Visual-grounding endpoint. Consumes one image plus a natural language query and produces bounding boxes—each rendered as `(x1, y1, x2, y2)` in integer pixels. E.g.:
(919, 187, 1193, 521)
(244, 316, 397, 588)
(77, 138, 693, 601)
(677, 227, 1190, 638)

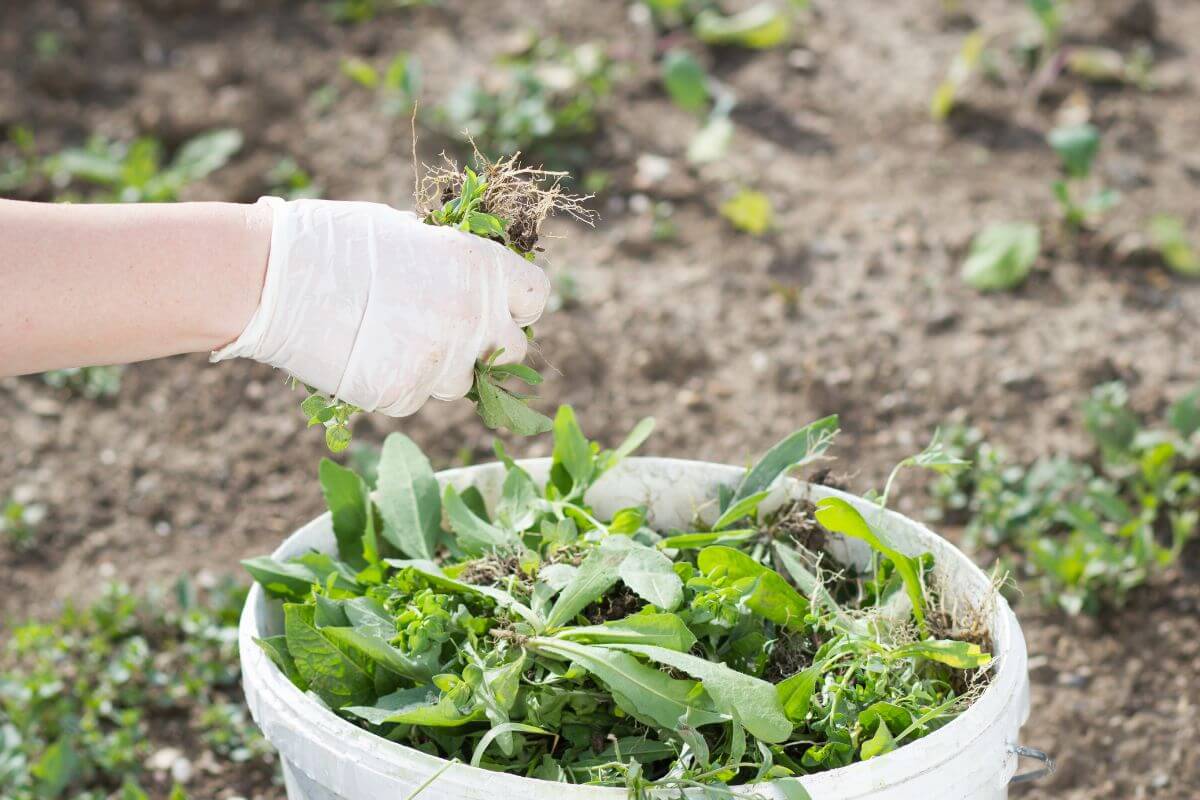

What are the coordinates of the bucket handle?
(1009, 744, 1056, 784)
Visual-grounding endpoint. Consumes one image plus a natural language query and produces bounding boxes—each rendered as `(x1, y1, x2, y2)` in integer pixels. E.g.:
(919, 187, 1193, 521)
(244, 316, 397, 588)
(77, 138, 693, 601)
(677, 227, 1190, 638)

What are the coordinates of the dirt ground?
(2, 0, 1199, 797)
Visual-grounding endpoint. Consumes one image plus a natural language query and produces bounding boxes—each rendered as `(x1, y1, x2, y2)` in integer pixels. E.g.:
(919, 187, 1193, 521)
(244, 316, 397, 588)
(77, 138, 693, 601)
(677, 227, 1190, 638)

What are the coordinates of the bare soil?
(2, 0, 1199, 797)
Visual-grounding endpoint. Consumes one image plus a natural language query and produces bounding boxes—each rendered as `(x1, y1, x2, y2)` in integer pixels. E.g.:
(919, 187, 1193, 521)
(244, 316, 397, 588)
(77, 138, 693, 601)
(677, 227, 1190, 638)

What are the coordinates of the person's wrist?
(210, 199, 274, 352)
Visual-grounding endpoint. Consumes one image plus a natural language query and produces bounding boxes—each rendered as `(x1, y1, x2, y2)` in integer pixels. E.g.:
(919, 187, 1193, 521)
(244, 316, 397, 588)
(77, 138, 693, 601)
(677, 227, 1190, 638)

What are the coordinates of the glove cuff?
(210, 196, 289, 364)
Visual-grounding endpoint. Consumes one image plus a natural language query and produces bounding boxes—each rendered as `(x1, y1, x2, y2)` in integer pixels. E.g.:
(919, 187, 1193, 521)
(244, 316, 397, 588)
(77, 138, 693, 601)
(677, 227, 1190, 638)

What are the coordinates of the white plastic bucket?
(239, 457, 1037, 800)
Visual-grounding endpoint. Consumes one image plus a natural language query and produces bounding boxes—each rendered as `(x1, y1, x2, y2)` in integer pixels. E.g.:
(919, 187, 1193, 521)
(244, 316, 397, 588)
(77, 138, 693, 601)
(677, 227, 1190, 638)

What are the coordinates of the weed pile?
(245, 410, 994, 795)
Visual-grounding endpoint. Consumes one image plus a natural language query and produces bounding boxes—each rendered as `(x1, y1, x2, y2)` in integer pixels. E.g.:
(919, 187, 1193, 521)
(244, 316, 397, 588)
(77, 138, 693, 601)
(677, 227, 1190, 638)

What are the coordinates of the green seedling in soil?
(961, 222, 1041, 292)
(658, 47, 739, 167)
(340, 52, 421, 117)
(929, 382, 1200, 615)
(300, 152, 592, 451)
(931, 31, 987, 121)
(721, 189, 773, 236)
(1, 499, 45, 551)
(266, 157, 323, 200)
(45, 129, 243, 203)
(246, 408, 993, 791)
(0, 580, 273, 799)
(641, 1, 795, 50)
(438, 40, 615, 169)
(1147, 215, 1200, 278)
(1047, 123, 1119, 230)
(41, 365, 124, 399)
(1026, 0, 1064, 52)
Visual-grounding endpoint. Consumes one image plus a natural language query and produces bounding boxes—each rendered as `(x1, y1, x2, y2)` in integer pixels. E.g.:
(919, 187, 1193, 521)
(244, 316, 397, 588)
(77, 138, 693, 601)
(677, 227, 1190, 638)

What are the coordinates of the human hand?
(212, 197, 550, 416)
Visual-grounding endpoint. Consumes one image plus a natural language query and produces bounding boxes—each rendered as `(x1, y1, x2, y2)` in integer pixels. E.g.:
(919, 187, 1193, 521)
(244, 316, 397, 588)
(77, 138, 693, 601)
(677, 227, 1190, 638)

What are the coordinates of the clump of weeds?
(300, 149, 592, 451)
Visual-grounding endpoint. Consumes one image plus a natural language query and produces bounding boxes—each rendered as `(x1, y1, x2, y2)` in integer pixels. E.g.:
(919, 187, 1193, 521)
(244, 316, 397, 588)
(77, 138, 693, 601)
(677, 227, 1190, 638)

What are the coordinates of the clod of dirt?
(766, 499, 827, 551)
(583, 584, 643, 624)
(459, 554, 527, 588)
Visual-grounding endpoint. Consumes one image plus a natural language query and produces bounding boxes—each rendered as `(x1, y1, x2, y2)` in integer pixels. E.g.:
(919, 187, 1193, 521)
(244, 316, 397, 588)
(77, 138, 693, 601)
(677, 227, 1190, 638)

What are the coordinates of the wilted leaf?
(961, 222, 1040, 292)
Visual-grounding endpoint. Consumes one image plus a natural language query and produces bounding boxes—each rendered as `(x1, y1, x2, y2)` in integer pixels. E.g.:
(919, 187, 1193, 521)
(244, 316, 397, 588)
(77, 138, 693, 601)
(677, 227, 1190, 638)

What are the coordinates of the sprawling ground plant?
(300, 153, 591, 451)
(41, 365, 124, 399)
(0, 581, 273, 799)
(930, 382, 1200, 615)
(246, 409, 992, 795)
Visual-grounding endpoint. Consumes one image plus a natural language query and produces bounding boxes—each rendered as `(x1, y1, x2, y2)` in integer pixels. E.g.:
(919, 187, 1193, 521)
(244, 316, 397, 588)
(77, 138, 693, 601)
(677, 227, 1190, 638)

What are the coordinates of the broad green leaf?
(322, 625, 438, 682)
(443, 484, 521, 555)
(463, 649, 526, 755)
(569, 737, 678, 768)
(605, 643, 792, 743)
(284, 603, 373, 709)
(698, 545, 809, 630)
(734, 415, 839, 502)
(496, 465, 540, 531)
(553, 405, 594, 494)
(662, 49, 709, 113)
(341, 57, 379, 88)
(961, 222, 1040, 292)
(255, 635, 306, 689)
(376, 433, 441, 559)
(386, 560, 544, 630)
(554, 613, 697, 651)
(617, 544, 683, 610)
(319, 458, 371, 563)
(860, 719, 896, 760)
(694, 3, 791, 49)
(721, 189, 773, 235)
(471, 723, 553, 768)
(32, 738, 81, 798)
(609, 505, 647, 535)
(776, 665, 820, 722)
(545, 538, 628, 628)
(893, 639, 991, 669)
(814, 498, 928, 636)
(712, 489, 770, 531)
(1048, 123, 1099, 178)
(597, 416, 656, 474)
(475, 371, 553, 436)
(526, 638, 724, 731)
(241, 556, 319, 601)
(344, 686, 484, 727)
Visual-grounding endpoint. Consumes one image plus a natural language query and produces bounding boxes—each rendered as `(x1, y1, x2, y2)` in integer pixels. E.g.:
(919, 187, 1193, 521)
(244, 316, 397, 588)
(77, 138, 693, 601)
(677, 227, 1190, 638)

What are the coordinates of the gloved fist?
(212, 197, 550, 416)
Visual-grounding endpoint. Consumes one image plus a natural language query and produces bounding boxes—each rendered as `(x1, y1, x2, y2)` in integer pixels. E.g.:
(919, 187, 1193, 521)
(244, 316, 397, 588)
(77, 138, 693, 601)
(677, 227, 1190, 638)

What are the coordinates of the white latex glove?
(212, 197, 550, 416)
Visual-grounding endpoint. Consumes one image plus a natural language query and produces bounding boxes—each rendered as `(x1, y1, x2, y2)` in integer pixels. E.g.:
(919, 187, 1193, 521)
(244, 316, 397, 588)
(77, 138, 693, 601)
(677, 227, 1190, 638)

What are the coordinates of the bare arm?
(0, 199, 271, 376)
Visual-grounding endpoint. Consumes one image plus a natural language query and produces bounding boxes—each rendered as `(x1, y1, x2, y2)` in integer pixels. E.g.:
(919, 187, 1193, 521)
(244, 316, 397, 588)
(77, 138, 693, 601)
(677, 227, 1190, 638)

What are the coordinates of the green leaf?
(659, 529, 758, 550)
(1048, 123, 1100, 178)
(545, 538, 628, 628)
(326, 424, 352, 453)
(468, 211, 509, 239)
(526, 638, 725, 731)
(1168, 385, 1200, 438)
(255, 635, 307, 689)
(609, 505, 647, 535)
(598, 416, 656, 473)
(496, 465, 540, 531)
(720, 189, 773, 235)
(1148, 215, 1200, 277)
(860, 719, 896, 760)
(475, 370, 554, 436)
(443, 484, 522, 555)
(376, 433, 441, 560)
(167, 129, 243, 183)
(661, 49, 709, 114)
(241, 556, 319, 601)
(284, 603, 373, 709)
(321, 625, 438, 682)
(813, 498, 928, 636)
(893, 639, 991, 669)
(341, 57, 380, 88)
(712, 489, 770, 531)
(694, 3, 791, 49)
(553, 405, 594, 494)
(605, 643, 792, 743)
(344, 686, 485, 727)
(776, 665, 820, 722)
(32, 738, 81, 798)
(617, 544, 684, 610)
(961, 222, 1040, 292)
(319, 458, 371, 563)
(697, 546, 809, 631)
(553, 612, 697, 651)
(471, 723, 553, 768)
(733, 415, 839, 502)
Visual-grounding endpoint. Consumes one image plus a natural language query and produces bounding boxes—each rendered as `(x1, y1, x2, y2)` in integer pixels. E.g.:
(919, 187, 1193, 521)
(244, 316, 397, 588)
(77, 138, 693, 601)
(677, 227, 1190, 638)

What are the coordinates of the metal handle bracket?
(1009, 744, 1056, 784)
